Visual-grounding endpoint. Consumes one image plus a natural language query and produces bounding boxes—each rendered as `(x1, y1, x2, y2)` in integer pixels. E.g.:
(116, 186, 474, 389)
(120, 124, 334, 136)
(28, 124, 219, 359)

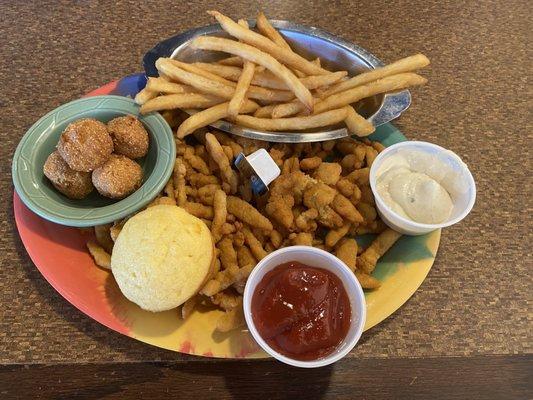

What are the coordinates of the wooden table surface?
(1, 1, 531, 398)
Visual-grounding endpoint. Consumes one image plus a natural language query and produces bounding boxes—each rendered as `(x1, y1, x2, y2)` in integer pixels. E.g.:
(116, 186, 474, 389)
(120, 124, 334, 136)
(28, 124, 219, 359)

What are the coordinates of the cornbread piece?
(92, 154, 142, 199)
(43, 151, 93, 199)
(107, 115, 149, 159)
(111, 205, 214, 311)
(57, 118, 113, 172)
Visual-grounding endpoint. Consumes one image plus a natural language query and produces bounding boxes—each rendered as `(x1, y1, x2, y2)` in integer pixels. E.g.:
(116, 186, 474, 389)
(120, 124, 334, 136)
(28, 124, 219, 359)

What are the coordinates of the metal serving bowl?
(143, 20, 411, 143)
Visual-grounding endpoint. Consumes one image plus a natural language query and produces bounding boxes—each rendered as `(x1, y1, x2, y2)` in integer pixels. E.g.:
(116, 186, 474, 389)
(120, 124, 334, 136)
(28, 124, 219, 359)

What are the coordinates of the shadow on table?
(164, 361, 333, 400)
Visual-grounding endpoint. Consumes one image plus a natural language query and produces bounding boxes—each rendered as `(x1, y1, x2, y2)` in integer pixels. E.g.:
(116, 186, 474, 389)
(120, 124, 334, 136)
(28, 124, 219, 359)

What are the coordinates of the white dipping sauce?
(376, 149, 458, 224)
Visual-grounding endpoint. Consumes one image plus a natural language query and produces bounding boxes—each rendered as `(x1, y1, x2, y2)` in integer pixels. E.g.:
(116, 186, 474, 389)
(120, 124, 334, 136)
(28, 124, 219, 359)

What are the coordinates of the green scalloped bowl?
(12, 95, 175, 227)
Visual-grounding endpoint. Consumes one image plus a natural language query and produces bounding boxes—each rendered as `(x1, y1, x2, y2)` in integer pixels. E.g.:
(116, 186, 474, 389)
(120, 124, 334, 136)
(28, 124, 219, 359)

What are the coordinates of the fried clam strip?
(314, 73, 428, 114)
(216, 300, 245, 332)
(242, 227, 268, 260)
(226, 196, 273, 231)
(208, 11, 329, 76)
(335, 238, 358, 271)
(194, 63, 346, 91)
(177, 100, 259, 138)
(191, 36, 314, 111)
(358, 228, 402, 274)
(355, 271, 381, 290)
(87, 240, 111, 270)
(205, 132, 239, 193)
(320, 54, 430, 98)
(211, 291, 241, 311)
(211, 189, 227, 243)
(140, 93, 223, 114)
(234, 108, 348, 131)
(201, 264, 253, 296)
(180, 296, 198, 319)
(217, 236, 238, 270)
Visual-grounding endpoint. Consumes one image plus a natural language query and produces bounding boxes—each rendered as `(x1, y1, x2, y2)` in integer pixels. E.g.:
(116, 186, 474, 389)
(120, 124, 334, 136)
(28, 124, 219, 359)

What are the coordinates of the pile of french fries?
(136, 11, 430, 137)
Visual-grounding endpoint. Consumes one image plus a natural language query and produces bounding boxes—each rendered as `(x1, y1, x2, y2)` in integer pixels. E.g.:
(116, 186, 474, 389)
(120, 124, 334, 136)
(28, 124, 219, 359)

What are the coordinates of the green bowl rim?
(12, 95, 176, 227)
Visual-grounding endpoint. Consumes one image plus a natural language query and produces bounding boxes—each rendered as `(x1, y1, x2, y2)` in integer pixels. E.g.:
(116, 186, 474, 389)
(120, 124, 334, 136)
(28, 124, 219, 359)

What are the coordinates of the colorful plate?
(14, 74, 440, 358)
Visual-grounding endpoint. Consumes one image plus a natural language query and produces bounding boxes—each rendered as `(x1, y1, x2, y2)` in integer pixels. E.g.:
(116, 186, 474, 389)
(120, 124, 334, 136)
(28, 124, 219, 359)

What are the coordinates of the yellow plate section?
(105, 229, 440, 358)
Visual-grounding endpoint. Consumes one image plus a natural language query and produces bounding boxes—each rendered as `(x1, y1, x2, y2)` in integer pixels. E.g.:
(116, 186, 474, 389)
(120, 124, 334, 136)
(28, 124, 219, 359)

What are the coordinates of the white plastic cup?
(369, 141, 476, 235)
(243, 246, 366, 368)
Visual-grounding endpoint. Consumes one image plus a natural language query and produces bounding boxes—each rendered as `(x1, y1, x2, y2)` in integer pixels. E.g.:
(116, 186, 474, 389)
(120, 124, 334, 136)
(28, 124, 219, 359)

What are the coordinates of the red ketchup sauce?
(251, 261, 351, 361)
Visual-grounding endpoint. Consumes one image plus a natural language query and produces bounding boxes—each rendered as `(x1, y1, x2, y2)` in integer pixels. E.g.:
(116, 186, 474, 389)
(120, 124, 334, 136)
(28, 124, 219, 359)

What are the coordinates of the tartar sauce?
(376, 149, 457, 224)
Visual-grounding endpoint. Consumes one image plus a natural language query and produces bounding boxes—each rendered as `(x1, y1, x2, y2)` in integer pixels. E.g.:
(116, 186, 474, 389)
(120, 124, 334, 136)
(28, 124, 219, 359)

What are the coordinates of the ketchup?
(251, 261, 351, 361)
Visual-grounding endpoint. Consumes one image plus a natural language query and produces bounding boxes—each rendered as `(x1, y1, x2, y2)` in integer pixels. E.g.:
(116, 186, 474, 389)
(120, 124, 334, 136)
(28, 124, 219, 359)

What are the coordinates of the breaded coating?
(314, 162, 342, 185)
(289, 232, 313, 246)
(227, 196, 273, 231)
(242, 227, 268, 260)
(92, 155, 142, 199)
(295, 208, 319, 232)
(211, 189, 227, 243)
(325, 222, 352, 248)
(183, 202, 214, 219)
(335, 238, 357, 271)
(355, 271, 381, 289)
(107, 115, 149, 159)
(205, 132, 238, 193)
(332, 194, 364, 224)
(57, 118, 113, 172)
(359, 228, 402, 273)
(217, 236, 238, 270)
(299, 156, 322, 170)
(43, 151, 93, 199)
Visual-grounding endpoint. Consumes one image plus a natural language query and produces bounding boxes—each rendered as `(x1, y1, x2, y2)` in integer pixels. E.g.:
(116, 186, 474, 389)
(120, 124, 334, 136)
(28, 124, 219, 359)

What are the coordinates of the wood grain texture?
(0, 355, 531, 400)
(0, 0, 531, 369)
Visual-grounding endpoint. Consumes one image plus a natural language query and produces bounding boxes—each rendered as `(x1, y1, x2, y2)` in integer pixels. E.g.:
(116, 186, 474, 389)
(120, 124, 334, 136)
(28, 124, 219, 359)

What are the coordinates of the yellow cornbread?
(111, 205, 214, 312)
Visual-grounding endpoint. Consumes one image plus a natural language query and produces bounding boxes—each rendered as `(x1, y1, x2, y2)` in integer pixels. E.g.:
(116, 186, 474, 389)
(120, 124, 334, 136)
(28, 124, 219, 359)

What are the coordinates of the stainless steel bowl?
(143, 20, 410, 143)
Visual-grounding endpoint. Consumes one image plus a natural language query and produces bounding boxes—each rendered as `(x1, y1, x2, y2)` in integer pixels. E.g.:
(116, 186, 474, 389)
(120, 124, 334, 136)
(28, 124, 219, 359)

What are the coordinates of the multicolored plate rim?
(13, 73, 440, 358)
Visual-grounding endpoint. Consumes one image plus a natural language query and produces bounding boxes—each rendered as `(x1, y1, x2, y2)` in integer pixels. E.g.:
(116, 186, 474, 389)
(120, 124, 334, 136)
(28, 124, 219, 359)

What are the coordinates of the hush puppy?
(107, 115, 149, 159)
(57, 118, 113, 172)
(43, 151, 93, 199)
(92, 154, 143, 199)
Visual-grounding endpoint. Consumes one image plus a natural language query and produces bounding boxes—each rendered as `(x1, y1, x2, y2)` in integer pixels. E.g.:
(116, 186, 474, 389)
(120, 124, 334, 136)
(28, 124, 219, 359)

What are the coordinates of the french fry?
(169, 59, 236, 85)
(234, 107, 348, 131)
(140, 93, 224, 114)
(157, 58, 293, 104)
(358, 228, 402, 273)
(207, 11, 328, 76)
(320, 54, 430, 98)
(253, 104, 276, 118)
(156, 58, 235, 99)
(194, 62, 345, 91)
(314, 73, 428, 114)
(256, 11, 292, 50)
(191, 36, 313, 111)
(271, 100, 306, 119)
(344, 105, 375, 136)
(218, 55, 243, 66)
(134, 88, 157, 105)
(227, 19, 256, 119)
(145, 77, 194, 94)
(177, 100, 259, 138)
